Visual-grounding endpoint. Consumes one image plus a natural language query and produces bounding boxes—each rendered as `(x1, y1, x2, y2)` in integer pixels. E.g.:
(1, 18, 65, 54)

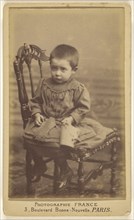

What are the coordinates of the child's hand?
(34, 113, 44, 126)
(62, 116, 74, 126)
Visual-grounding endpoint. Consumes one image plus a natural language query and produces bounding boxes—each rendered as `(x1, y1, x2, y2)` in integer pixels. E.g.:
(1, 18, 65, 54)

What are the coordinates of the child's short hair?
(50, 44, 79, 70)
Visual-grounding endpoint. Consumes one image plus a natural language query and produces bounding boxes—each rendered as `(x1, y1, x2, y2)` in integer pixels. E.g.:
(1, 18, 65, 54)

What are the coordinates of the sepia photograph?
(3, 2, 131, 217)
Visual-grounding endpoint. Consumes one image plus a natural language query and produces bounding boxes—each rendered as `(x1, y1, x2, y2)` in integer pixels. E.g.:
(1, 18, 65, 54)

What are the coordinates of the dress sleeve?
(29, 78, 44, 116)
(70, 84, 91, 124)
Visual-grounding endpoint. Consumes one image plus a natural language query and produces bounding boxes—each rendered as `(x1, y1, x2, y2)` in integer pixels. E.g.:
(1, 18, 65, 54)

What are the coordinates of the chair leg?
(110, 142, 117, 196)
(78, 160, 85, 195)
(53, 160, 60, 194)
(25, 149, 35, 195)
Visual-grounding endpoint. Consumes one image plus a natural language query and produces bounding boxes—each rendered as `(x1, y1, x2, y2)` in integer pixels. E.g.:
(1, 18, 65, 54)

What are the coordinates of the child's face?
(50, 58, 75, 84)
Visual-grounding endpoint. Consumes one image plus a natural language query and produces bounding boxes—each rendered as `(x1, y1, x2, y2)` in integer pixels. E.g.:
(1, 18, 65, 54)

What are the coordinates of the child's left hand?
(62, 116, 74, 125)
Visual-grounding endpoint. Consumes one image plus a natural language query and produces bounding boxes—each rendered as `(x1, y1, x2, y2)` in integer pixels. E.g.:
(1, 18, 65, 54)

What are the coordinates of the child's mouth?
(55, 77, 62, 81)
(53, 77, 63, 83)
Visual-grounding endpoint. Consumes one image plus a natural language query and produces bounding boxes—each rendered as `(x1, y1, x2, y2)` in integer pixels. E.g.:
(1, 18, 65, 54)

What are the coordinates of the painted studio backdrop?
(9, 7, 125, 198)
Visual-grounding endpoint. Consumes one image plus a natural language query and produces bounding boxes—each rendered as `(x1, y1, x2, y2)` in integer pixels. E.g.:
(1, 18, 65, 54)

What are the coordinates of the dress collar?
(43, 76, 80, 92)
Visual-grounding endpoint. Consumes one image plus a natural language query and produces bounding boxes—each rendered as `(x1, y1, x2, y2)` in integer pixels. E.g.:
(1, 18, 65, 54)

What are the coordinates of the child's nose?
(55, 69, 61, 76)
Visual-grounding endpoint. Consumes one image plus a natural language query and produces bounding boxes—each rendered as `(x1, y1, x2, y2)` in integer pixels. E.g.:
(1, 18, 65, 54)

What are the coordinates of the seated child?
(24, 44, 112, 190)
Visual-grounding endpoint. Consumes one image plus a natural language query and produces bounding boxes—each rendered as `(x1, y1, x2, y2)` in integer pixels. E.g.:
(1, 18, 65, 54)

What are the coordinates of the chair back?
(13, 43, 49, 128)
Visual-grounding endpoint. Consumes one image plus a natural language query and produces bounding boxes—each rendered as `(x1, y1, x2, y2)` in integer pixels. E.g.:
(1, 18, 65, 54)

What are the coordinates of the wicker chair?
(13, 43, 120, 196)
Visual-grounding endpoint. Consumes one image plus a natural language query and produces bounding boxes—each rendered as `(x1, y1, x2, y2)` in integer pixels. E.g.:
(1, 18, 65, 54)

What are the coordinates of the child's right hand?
(34, 113, 44, 126)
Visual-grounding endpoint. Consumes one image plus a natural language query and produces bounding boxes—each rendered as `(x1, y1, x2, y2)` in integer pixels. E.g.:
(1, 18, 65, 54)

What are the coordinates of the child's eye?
(51, 66, 58, 71)
(50, 65, 67, 72)
(60, 67, 66, 72)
